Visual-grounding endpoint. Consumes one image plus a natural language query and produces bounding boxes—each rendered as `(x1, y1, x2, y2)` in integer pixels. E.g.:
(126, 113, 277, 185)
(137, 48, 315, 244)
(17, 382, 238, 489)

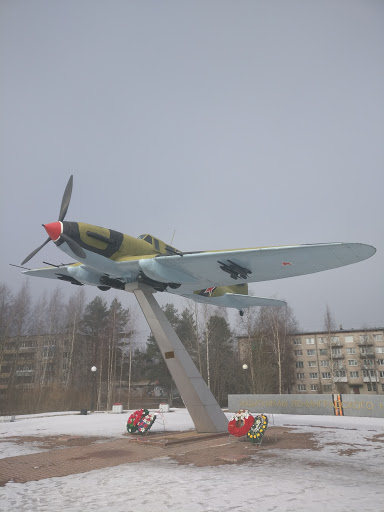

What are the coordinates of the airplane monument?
(19, 176, 376, 432)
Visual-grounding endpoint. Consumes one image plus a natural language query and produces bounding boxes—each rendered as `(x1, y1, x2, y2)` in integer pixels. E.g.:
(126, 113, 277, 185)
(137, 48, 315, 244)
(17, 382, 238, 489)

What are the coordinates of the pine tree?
(203, 313, 235, 406)
(81, 296, 109, 409)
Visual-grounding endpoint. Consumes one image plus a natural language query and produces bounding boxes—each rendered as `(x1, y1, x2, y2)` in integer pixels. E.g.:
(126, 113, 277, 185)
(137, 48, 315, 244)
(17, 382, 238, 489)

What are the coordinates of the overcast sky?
(1, 0, 383, 333)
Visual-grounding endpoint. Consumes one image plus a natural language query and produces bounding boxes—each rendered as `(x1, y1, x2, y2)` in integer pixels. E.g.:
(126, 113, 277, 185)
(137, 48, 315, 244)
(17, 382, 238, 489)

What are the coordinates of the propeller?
(21, 175, 85, 265)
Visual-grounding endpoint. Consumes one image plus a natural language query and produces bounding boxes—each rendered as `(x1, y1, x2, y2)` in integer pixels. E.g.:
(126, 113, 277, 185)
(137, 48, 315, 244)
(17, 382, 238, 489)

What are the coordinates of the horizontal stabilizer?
(183, 293, 286, 310)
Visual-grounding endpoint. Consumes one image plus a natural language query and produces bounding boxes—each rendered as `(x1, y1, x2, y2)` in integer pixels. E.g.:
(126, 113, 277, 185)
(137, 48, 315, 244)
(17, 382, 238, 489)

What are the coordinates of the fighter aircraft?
(20, 176, 376, 314)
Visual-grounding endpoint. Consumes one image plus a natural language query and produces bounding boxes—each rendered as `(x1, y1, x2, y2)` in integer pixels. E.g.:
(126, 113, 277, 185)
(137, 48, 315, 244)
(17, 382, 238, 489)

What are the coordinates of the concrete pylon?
(129, 284, 228, 433)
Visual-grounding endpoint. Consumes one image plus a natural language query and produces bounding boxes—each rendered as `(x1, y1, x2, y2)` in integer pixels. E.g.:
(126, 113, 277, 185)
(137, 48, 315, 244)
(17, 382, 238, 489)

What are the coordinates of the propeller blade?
(61, 233, 86, 259)
(58, 175, 73, 222)
(21, 237, 51, 266)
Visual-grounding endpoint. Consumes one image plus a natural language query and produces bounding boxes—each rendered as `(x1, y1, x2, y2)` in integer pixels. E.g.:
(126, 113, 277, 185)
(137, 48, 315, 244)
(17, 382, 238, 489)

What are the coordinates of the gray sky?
(1, 0, 383, 332)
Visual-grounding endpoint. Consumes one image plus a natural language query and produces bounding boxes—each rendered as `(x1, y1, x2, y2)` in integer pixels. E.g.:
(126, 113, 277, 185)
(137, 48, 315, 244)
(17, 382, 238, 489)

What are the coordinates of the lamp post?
(242, 364, 248, 394)
(91, 366, 97, 412)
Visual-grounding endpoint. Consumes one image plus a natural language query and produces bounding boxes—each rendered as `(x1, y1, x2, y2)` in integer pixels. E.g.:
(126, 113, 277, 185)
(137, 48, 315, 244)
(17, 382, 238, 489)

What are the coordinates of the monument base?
(127, 283, 228, 433)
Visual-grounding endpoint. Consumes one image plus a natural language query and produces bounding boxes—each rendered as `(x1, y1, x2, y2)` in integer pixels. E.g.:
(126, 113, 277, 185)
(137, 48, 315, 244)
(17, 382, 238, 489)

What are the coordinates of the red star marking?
(204, 287, 216, 296)
(282, 262, 293, 266)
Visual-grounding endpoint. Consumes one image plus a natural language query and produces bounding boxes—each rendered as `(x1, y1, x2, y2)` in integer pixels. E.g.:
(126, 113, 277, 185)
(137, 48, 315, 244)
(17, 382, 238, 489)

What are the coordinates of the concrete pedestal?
(129, 284, 228, 433)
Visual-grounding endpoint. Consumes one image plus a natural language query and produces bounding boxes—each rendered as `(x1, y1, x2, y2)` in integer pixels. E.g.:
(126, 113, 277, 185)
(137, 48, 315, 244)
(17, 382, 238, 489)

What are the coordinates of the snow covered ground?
(1, 409, 383, 512)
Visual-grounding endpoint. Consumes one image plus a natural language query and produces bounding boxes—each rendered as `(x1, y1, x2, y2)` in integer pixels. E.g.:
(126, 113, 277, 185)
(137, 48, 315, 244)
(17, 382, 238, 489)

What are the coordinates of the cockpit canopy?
(138, 234, 181, 255)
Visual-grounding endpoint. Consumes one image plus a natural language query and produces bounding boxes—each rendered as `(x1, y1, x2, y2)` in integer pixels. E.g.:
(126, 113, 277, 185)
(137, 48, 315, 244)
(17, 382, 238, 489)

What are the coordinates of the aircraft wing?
(22, 263, 104, 286)
(22, 243, 375, 293)
(151, 242, 376, 287)
(182, 293, 287, 309)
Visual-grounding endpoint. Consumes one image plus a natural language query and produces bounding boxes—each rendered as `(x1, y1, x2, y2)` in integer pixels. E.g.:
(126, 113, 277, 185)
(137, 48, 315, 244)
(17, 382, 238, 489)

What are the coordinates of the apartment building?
(0, 333, 91, 397)
(237, 328, 384, 395)
(291, 328, 384, 395)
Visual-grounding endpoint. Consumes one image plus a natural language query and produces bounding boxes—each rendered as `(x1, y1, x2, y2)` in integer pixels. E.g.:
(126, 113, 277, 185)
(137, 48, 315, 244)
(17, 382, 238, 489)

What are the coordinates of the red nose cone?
(44, 221, 63, 241)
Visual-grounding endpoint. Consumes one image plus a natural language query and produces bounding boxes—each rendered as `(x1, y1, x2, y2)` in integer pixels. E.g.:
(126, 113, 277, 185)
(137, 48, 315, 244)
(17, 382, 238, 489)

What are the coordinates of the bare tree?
(257, 305, 297, 394)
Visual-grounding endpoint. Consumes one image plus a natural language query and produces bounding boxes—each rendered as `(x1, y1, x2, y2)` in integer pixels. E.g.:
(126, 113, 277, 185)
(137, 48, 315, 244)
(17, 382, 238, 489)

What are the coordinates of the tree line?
(0, 282, 298, 414)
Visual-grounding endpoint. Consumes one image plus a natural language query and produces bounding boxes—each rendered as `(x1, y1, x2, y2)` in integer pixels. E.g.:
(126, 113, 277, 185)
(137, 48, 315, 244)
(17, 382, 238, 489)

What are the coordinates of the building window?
(363, 370, 377, 378)
(296, 361, 304, 368)
(293, 338, 302, 345)
(350, 371, 359, 378)
(308, 361, 317, 367)
(297, 373, 305, 379)
(319, 349, 328, 356)
(309, 372, 318, 379)
(374, 334, 383, 341)
(331, 336, 339, 344)
(346, 347, 356, 354)
(378, 359, 384, 366)
(323, 384, 332, 392)
(311, 384, 318, 391)
(318, 337, 327, 344)
(375, 347, 384, 354)
(379, 371, 384, 378)
(344, 335, 354, 343)
(294, 350, 303, 356)
(298, 384, 306, 391)
(21, 340, 37, 348)
(322, 372, 331, 379)
(332, 348, 342, 356)
(367, 383, 377, 392)
(363, 359, 374, 366)
(306, 338, 315, 345)
(307, 349, 316, 356)
(348, 359, 358, 366)
(320, 360, 329, 367)
(334, 370, 346, 378)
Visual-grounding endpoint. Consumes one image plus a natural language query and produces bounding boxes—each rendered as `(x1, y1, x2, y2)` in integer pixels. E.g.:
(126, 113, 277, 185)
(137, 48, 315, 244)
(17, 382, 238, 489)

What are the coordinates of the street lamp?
(242, 364, 248, 394)
(91, 366, 97, 412)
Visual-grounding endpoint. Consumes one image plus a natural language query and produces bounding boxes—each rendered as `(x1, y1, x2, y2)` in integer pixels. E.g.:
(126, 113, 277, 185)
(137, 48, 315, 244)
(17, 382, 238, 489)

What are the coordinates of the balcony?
(17, 358, 36, 365)
(360, 353, 375, 359)
(15, 370, 35, 377)
(330, 341, 343, 347)
(358, 340, 373, 346)
(20, 346, 37, 353)
(363, 376, 378, 383)
(331, 353, 345, 359)
(333, 377, 348, 382)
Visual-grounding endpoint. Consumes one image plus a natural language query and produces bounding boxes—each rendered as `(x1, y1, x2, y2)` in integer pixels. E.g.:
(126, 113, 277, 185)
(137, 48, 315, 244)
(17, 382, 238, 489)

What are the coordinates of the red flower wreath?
(228, 409, 254, 437)
(127, 408, 149, 433)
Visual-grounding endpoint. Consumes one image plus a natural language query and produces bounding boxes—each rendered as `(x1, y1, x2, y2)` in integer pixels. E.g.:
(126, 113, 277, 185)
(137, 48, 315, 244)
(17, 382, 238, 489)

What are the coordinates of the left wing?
(142, 242, 375, 288)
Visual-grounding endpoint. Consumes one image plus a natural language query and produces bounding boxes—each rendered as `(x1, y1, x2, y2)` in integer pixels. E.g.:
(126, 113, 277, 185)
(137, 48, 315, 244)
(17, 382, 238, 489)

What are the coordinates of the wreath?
(228, 409, 254, 437)
(127, 408, 147, 433)
(137, 412, 157, 434)
(127, 409, 157, 434)
(247, 414, 268, 444)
